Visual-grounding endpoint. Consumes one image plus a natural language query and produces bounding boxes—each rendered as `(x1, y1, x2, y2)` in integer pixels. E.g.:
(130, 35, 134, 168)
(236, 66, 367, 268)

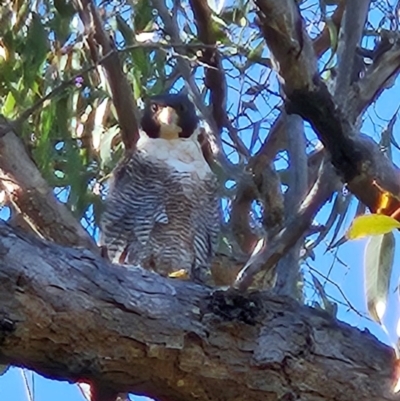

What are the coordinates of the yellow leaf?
(346, 214, 400, 240)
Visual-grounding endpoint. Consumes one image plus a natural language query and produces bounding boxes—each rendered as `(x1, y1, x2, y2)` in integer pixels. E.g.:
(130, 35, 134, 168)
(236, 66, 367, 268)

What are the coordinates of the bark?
(189, 0, 227, 133)
(72, 0, 140, 150)
(255, 0, 400, 218)
(0, 118, 97, 252)
(0, 222, 398, 401)
(275, 114, 307, 298)
(334, 0, 372, 106)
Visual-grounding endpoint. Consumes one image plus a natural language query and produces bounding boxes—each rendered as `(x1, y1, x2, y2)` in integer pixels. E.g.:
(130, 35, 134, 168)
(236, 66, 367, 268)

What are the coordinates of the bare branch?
(72, 0, 140, 150)
(275, 114, 308, 297)
(152, 0, 249, 160)
(352, 31, 400, 117)
(0, 118, 97, 252)
(151, 0, 212, 123)
(229, 2, 347, 268)
(334, 0, 372, 104)
(255, 0, 400, 221)
(189, 0, 227, 133)
(0, 222, 398, 401)
(235, 161, 335, 290)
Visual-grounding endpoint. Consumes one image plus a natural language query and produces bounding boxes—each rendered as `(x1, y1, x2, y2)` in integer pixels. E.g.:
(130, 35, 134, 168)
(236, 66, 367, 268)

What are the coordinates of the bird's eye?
(178, 103, 186, 112)
(150, 103, 158, 112)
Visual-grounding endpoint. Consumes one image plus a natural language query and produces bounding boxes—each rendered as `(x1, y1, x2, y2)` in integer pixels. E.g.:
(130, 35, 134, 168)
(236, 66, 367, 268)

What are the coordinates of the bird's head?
(141, 93, 199, 140)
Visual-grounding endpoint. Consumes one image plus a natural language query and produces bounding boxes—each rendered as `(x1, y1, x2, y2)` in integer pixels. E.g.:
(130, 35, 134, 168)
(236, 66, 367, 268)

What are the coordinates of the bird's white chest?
(137, 134, 212, 180)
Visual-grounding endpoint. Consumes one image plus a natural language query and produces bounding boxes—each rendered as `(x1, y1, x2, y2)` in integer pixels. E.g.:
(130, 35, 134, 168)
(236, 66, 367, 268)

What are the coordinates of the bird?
(99, 93, 220, 285)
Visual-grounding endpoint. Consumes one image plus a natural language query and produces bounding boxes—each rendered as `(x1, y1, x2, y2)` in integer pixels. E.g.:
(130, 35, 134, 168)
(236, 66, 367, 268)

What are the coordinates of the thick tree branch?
(252, 0, 346, 169)
(256, 0, 317, 91)
(228, 5, 337, 265)
(255, 0, 400, 219)
(0, 118, 97, 252)
(72, 0, 140, 150)
(0, 222, 398, 401)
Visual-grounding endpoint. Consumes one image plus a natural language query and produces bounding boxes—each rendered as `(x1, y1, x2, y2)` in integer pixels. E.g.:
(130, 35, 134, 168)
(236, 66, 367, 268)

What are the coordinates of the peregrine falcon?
(100, 93, 220, 284)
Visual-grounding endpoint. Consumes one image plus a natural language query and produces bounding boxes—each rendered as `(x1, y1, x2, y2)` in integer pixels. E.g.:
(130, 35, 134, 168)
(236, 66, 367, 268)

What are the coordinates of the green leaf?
(34, 102, 57, 174)
(53, 0, 75, 17)
(210, 19, 228, 43)
(1, 91, 16, 117)
(116, 15, 135, 45)
(55, 95, 70, 140)
(22, 13, 49, 88)
(50, 3, 74, 45)
(247, 41, 264, 63)
(63, 141, 90, 218)
(116, 14, 149, 97)
(346, 214, 400, 240)
(364, 232, 395, 324)
(133, 0, 153, 31)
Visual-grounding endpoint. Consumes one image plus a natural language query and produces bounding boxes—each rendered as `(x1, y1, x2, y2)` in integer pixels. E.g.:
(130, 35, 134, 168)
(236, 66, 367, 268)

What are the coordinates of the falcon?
(100, 93, 220, 285)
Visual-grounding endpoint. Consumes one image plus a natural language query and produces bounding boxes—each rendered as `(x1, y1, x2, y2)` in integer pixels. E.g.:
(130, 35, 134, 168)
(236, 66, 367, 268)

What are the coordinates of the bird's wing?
(100, 155, 168, 263)
(191, 173, 221, 282)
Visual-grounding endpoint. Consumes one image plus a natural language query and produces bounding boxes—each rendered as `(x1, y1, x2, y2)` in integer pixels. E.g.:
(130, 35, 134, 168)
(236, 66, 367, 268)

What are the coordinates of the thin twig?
(307, 265, 366, 318)
(20, 368, 34, 401)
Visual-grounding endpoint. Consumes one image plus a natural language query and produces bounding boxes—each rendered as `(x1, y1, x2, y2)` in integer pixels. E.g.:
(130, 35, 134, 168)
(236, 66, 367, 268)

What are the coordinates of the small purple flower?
(75, 76, 84, 88)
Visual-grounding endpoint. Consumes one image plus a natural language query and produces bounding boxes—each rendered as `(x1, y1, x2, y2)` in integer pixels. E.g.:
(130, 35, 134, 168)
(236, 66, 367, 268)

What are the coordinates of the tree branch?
(255, 0, 400, 220)
(275, 114, 307, 298)
(0, 118, 97, 252)
(72, 0, 140, 150)
(0, 222, 398, 401)
(334, 0, 372, 105)
(352, 31, 400, 117)
(189, 0, 227, 133)
(152, 0, 244, 178)
(235, 160, 336, 290)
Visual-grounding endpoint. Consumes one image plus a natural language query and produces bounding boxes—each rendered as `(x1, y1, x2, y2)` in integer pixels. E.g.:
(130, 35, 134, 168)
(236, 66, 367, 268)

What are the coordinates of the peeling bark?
(0, 223, 398, 401)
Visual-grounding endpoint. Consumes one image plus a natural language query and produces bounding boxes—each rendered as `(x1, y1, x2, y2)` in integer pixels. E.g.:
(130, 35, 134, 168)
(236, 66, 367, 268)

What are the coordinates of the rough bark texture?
(0, 222, 398, 401)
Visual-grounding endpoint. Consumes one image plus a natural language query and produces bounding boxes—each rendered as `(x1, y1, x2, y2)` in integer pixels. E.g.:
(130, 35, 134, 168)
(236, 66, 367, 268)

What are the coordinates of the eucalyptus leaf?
(364, 232, 395, 324)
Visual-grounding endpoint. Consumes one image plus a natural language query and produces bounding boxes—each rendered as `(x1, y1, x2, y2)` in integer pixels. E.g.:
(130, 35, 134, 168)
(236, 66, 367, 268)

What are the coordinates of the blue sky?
(2, 0, 400, 400)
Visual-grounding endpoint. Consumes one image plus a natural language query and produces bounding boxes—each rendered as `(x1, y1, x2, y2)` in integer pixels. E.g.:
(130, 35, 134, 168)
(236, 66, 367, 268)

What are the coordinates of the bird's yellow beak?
(157, 106, 182, 140)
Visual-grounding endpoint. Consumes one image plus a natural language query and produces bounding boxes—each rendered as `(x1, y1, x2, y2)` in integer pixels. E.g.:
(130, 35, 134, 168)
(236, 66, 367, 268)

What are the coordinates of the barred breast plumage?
(100, 128, 220, 284)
